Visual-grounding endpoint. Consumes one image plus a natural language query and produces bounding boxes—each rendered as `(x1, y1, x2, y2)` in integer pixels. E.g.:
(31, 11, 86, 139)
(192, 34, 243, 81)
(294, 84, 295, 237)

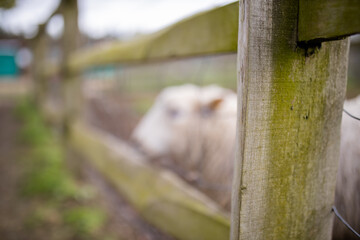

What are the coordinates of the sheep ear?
(198, 98, 224, 116)
(207, 98, 223, 111)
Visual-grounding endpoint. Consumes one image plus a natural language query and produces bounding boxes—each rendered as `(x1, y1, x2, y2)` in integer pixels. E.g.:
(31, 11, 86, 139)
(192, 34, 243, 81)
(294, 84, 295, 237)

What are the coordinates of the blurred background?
(0, 0, 359, 239)
(0, 1, 238, 240)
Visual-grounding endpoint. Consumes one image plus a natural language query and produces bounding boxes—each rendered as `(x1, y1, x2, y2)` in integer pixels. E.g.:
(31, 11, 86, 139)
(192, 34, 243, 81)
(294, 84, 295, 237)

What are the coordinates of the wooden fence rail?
(70, 121, 230, 240)
(298, 0, 360, 43)
(68, 2, 238, 74)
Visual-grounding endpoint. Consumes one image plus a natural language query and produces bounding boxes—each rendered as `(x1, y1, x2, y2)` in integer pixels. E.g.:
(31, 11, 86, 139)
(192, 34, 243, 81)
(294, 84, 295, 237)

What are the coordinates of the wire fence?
(333, 206, 360, 238)
(333, 108, 360, 238)
(343, 108, 360, 121)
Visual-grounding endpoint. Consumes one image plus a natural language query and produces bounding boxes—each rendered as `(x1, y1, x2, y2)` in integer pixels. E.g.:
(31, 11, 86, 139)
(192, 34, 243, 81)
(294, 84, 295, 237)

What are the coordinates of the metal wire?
(343, 109, 360, 121)
(332, 206, 360, 238)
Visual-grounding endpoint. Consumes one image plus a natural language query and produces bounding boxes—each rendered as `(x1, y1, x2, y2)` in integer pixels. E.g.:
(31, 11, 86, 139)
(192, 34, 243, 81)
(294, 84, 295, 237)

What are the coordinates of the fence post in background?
(32, 24, 48, 108)
(61, 0, 80, 134)
(230, 0, 349, 239)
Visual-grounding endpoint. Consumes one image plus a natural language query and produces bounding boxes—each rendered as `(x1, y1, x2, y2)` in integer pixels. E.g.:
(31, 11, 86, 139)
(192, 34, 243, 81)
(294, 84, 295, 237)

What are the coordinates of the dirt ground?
(0, 101, 31, 239)
(0, 101, 174, 240)
(74, 153, 175, 240)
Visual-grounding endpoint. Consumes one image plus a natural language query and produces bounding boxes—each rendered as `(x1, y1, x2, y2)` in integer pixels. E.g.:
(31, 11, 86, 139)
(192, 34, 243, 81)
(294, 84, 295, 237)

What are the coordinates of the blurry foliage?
(15, 98, 110, 239)
(63, 207, 106, 237)
(15, 99, 51, 145)
(15, 99, 76, 200)
(0, 0, 15, 9)
(22, 164, 78, 200)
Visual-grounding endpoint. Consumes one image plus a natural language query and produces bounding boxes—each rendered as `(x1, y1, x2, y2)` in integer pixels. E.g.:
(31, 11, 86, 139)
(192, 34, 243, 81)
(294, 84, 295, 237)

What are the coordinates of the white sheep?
(132, 85, 360, 236)
(333, 95, 360, 240)
(132, 84, 237, 208)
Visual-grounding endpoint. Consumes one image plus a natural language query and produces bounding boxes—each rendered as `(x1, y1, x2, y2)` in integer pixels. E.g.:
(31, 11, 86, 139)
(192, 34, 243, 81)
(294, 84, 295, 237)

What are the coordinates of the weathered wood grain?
(61, 0, 81, 131)
(68, 2, 239, 72)
(32, 24, 48, 106)
(69, 121, 230, 240)
(0, 0, 15, 9)
(298, 0, 360, 42)
(31, 1, 61, 83)
(231, 0, 350, 239)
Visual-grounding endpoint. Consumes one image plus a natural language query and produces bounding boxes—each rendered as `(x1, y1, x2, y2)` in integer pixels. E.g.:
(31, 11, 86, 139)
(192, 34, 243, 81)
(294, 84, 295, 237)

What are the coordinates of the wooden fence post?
(31, 4, 60, 114)
(230, 0, 349, 239)
(61, 0, 80, 133)
(32, 24, 48, 107)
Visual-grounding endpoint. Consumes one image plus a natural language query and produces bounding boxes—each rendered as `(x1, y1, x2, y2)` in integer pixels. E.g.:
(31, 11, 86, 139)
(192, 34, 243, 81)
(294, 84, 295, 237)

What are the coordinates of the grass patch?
(16, 100, 77, 200)
(63, 207, 106, 237)
(15, 98, 52, 145)
(16, 98, 111, 239)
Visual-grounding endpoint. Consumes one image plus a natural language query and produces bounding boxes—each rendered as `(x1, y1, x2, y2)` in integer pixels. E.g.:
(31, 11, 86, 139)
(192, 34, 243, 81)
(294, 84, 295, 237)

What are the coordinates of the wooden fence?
(32, 0, 360, 240)
(38, 2, 238, 240)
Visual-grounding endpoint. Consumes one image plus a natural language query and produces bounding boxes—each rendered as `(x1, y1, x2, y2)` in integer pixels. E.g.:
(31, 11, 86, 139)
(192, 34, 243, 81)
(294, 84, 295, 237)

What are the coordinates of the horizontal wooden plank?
(69, 121, 230, 240)
(69, 2, 238, 72)
(298, 0, 360, 42)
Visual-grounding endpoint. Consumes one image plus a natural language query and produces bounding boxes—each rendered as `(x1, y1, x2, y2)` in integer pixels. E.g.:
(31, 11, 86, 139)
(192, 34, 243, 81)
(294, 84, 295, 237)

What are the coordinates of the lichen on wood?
(298, 0, 360, 43)
(68, 2, 239, 72)
(231, 0, 349, 239)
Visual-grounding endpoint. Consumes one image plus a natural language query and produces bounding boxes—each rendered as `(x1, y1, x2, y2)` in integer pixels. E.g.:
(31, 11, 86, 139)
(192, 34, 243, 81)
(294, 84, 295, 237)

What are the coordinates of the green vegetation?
(63, 207, 105, 236)
(15, 98, 114, 240)
(16, 99, 76, 200)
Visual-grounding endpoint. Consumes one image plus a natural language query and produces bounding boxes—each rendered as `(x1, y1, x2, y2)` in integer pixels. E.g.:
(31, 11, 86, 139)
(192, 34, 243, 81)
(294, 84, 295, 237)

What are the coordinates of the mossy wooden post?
(231, 0, 349, 239)
(61, 0, 80, 134)
(32, 24, 48, 107)
(0, 0, 15, 9)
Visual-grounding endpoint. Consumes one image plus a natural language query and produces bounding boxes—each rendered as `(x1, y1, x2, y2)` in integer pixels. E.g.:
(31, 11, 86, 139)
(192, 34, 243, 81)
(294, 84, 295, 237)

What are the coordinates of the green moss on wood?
(267, 2, 347, 240)
(260, 1, 349, 239)
(298, 0, 360, 42)
(233, 0, 350, 239)
(0, 0, 15, 9)
(69, 2, 238, 72)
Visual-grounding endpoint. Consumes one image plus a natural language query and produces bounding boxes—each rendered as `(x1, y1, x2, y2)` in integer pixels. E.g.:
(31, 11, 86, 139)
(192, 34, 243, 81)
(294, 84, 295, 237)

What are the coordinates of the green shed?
(0, 50, 18, 77)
